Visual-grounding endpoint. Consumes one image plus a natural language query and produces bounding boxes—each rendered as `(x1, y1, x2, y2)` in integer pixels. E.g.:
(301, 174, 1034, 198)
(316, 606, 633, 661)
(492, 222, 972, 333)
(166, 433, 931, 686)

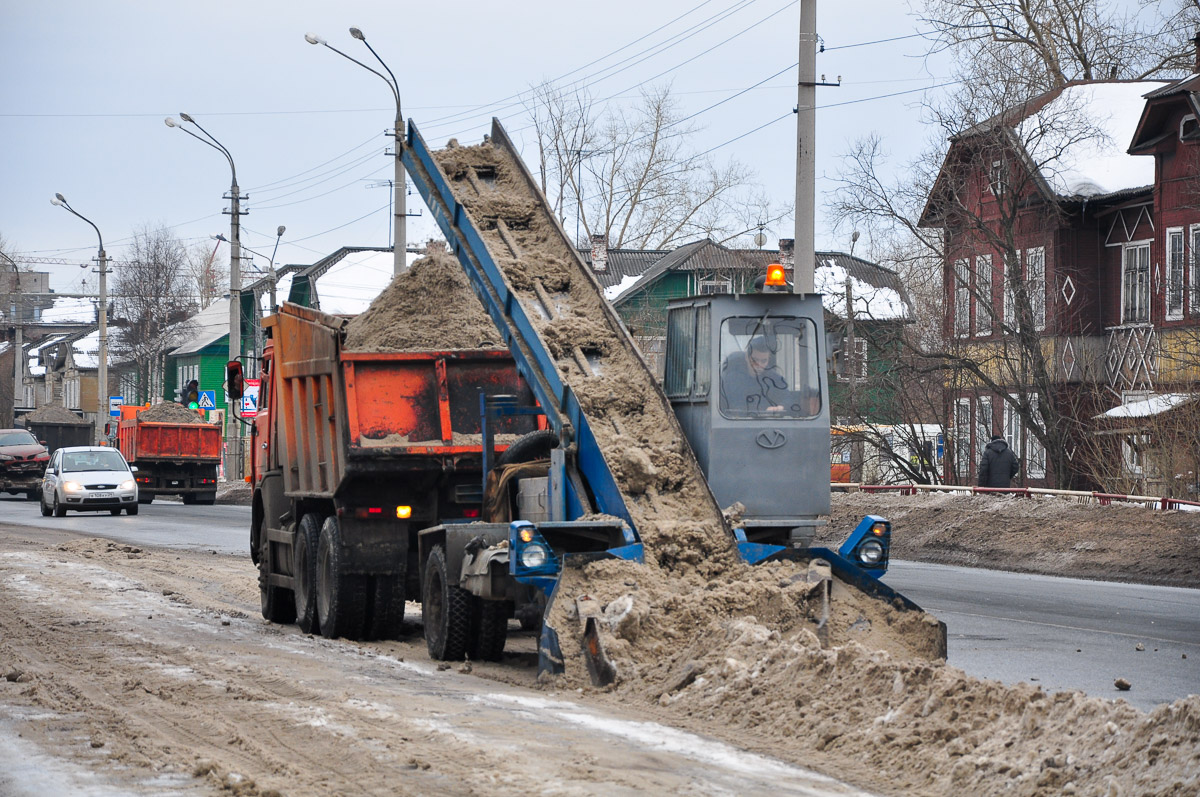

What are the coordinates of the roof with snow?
(1097, 393, 1198, 420)
(1019, 82, 1168, 198)
(170, 297, 232, 355)
(40, 296, 96, 324)
(71, 329, 101, 369)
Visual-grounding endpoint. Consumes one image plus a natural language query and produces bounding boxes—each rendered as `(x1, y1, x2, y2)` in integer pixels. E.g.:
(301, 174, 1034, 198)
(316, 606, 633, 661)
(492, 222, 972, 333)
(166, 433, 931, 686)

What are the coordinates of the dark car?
(0, 429, 50, 500)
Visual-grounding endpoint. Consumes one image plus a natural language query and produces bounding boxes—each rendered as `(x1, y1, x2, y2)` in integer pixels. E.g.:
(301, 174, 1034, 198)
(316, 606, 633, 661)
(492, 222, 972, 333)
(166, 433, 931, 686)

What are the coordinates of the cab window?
(718, 316, 821, 419)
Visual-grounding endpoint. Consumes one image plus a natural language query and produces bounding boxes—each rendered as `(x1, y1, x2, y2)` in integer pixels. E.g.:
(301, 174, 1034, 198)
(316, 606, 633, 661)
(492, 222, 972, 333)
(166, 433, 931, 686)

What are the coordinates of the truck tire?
(259, 517, 297, 624)
(138, 495, 154, 505)
(316, 516, 369, 640)
(496, 430, 558, 466)
(182, 494, 196, 505)
(470, 600, 511, 662)
(366, 572, 407, 641)
(423, 545, 472, 661)
(197, 492, 217, 506)
(292, 514, 322, 634)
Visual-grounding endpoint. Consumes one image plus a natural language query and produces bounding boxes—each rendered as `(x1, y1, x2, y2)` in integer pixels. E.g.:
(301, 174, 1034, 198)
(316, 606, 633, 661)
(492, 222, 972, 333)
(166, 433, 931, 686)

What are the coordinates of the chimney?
(590, 234, 609, 273)
(778, 239, 796, 271)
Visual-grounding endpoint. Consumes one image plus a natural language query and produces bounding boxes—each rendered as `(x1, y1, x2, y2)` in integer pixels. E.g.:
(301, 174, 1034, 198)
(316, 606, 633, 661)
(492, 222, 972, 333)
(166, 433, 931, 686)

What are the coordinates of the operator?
(721, 336, 790, 414)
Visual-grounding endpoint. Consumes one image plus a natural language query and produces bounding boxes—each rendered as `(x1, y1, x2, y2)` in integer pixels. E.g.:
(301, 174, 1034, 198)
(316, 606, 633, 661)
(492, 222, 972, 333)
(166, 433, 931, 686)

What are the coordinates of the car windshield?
(62, 450, 129, 473)
(0, 431, 38, 447)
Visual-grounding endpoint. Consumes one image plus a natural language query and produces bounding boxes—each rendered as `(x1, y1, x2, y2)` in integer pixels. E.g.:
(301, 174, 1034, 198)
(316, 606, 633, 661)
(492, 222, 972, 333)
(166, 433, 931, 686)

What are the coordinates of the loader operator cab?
(665, 272, 831, 548)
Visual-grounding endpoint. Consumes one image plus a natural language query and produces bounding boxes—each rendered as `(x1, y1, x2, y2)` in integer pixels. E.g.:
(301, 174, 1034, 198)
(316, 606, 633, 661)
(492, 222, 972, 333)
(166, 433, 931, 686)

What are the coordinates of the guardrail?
(830, 482, 1200, 511)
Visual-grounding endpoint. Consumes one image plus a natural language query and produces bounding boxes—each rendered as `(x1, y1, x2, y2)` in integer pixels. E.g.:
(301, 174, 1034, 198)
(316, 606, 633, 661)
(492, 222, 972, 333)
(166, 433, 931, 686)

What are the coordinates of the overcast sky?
(3, 0, 958, 293)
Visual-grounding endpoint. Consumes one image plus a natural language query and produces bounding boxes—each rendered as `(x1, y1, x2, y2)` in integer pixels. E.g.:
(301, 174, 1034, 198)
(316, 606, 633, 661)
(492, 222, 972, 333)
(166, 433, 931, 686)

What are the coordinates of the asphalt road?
(885, 560, 1200, 711)
(3, 494, 1196, 711)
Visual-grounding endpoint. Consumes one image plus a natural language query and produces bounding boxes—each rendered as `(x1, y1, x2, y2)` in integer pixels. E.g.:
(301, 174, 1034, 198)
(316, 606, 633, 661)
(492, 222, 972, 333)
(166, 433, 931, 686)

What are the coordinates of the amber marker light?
(396, 506, 412, 519)
(765, 263, 787, 286)
(519, 527, 536, 543)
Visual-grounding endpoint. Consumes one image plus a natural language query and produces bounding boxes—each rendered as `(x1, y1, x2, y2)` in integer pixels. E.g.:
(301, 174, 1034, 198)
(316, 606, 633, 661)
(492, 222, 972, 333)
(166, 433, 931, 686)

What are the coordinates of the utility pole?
(794, 0, 817, 295)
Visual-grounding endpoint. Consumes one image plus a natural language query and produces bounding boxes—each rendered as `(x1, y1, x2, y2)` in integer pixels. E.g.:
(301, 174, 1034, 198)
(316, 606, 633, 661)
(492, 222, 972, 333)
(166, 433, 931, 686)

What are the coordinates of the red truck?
(117, 406, 222, 504)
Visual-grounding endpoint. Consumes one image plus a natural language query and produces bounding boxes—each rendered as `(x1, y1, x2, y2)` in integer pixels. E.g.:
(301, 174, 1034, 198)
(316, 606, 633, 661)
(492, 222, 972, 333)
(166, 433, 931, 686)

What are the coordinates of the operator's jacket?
(978, 438, 1019, 488)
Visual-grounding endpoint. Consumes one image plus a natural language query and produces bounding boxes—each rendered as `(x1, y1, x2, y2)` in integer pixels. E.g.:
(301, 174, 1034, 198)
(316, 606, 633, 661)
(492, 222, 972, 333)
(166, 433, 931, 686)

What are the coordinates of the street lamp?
(306, 27, 406, 275)
(165, 114, 245, 467)
(50, 193, 109, 441)
(236, 226, 286, 312)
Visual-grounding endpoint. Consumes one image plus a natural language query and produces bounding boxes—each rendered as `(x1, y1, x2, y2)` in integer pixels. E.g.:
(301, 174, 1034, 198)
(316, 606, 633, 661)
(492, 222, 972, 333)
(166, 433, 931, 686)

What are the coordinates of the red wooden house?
(922, 46, 1200, 491)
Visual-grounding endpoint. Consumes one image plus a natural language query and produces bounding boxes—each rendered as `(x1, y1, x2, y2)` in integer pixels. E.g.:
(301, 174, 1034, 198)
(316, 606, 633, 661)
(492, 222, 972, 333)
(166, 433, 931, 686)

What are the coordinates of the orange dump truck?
(251, 301, 538, 643)
(117, 406, 222, 504)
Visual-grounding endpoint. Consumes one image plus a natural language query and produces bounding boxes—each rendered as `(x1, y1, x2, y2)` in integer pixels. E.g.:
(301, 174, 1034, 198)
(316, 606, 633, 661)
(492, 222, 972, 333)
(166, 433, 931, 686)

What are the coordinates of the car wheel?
(127, 504, 139, 516)
(39, 493, 52, 517)
(53, 494, 66, 517)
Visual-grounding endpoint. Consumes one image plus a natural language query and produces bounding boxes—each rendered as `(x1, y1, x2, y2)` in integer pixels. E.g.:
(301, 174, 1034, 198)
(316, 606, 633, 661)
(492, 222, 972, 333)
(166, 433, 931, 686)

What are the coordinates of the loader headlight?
(519, 543, 549, 569)
(858, 539, 885, 565)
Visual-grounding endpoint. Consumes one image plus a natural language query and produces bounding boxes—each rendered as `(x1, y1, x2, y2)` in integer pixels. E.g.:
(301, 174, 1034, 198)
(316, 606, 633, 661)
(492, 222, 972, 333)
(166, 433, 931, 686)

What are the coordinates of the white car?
(41, 446, 139, 517)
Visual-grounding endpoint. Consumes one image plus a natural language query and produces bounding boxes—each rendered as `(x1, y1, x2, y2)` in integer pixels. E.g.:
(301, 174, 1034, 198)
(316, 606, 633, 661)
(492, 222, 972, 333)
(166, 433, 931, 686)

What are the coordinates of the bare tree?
(525, 83, 788, 249)
(186, 239, 227, 309)
(919, 0, 1200, 92)
(111, 224, 196, 403)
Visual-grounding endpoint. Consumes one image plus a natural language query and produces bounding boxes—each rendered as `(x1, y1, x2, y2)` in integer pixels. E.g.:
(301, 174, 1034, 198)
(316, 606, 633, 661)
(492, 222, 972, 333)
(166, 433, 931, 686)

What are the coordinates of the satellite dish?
(753, 232, 767, 247)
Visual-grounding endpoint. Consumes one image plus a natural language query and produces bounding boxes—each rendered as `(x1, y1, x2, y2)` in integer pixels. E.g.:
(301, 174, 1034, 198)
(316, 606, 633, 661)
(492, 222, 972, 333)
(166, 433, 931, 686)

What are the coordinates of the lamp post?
(50, 193, 109, 441)
(166, 114, 245, 470)
(306, 28, 406, 275)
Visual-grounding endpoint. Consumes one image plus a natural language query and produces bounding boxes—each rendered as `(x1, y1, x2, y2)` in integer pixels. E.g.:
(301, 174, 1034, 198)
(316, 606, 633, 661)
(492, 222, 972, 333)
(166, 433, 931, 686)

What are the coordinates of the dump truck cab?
(665, 290, 830, 547)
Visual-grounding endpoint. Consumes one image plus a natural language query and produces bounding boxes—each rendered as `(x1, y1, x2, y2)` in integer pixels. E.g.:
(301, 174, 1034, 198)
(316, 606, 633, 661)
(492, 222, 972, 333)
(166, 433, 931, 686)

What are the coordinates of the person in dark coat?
(978, 434, 1019, 487)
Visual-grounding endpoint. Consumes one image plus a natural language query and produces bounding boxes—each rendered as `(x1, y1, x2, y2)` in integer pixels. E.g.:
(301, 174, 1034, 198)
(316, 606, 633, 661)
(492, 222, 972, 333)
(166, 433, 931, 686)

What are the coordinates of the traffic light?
(181, 380, 200, 408)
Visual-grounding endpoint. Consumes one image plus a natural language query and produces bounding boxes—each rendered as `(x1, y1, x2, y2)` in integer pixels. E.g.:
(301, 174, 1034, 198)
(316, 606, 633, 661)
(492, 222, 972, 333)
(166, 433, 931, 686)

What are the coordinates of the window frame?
(1121, 241, 1152, 324)
(953, 258, 971, 337)
(1166, 227, 1185, 321)
(975, 254, 993, 336)
(1191, 225, 1200, 317)
(1026, 246, 1046, 332)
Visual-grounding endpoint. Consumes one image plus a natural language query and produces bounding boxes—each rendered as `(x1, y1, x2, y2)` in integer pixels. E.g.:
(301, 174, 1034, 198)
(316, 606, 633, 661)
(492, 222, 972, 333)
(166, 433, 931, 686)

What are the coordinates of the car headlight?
(519, 543, 549, 569)
(63, 481, 83, 493)
(0, 454, 12, 461)
(858, 539, 885, 565)
(120, 480, 135, 491)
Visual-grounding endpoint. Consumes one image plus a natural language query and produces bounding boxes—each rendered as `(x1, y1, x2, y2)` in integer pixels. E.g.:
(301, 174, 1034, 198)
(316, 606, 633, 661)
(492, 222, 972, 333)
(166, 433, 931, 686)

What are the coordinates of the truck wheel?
(138, 495, 154, 505)
(316, 516, 369, 640)
(292, 514, 322, 634)
(197, 492, 216, 506)
(470, 600, 511, 662)
(182, 494, 196, 505)
(53, 495, 67, 517)
(423, 545, 473, 661)
(366, 572, 407, 641)
(259, 517, 297, 624)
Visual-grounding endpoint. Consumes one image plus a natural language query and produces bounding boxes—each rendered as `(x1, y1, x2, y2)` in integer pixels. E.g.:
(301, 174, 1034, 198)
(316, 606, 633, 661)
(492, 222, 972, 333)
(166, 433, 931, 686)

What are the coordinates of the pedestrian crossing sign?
(197, 390, 216, 410)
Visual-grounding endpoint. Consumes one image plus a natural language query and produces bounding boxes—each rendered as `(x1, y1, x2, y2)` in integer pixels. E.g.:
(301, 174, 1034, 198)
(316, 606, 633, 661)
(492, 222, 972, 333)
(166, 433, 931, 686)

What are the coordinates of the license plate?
(93, 492, 113, 498)
(170, 481, 181, 486)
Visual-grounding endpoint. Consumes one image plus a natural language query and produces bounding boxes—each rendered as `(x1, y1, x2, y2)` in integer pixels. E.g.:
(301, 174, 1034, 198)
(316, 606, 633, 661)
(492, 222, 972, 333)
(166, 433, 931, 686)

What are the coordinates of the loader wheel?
(470, 600, 511, 662)
(292, 514, 322, 634)
(316, 516, 369, 640)
(259, 517, 296, 624)
(366, 571, 407, 641)
(423, 545, 473, 661)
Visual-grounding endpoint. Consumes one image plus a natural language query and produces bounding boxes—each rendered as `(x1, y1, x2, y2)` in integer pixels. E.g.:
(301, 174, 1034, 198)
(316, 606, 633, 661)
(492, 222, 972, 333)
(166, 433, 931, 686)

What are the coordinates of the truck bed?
(118, 419, 221, 462)
(268, 302, 532, 498)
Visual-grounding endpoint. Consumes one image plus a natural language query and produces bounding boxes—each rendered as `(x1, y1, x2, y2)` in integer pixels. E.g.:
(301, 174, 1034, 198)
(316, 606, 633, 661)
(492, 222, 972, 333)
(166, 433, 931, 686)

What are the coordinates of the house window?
(954, 258, 971, 336)
(835, 337, 868, 382)
(975, 395, 992, 465)
(1167, 228, 1185, 320)
(1182, 114, 1198, 141)
(954, 398, 971, 480)
(1027, 394, 1046, 479)
(988, 159, 1007, 196)
(698, 279, 732, 295)
(1003, 251, 1017, 328)
(1004, 395, 1022, 478)
(1122, 242, 1151, 323)
(1191, 225, 1200, 316)
(1026, 247, 1046, 331)
(975, 254, 992, 335)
